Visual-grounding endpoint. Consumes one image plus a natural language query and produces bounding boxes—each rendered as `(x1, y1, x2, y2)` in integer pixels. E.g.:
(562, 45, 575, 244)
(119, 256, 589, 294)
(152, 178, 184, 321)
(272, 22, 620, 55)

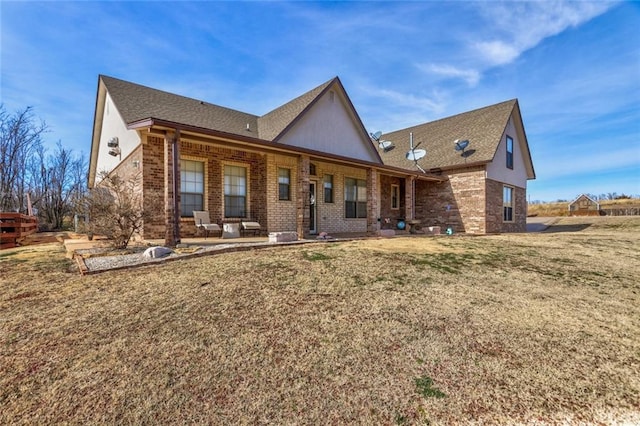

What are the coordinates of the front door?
(309, 181, 317, 234)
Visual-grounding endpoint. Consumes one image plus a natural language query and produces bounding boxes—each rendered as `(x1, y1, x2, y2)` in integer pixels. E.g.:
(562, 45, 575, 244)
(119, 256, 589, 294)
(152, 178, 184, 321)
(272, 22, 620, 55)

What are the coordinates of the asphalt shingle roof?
(100, 76, 523, 175)
(101, 76, 260, 136)
(377, 99, 517, 171)
(101, 75, 336, 142)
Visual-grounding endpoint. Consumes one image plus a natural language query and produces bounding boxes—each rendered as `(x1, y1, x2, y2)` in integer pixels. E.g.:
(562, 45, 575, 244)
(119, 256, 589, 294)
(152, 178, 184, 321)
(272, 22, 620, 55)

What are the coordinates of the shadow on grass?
(543, 223, 592, 233)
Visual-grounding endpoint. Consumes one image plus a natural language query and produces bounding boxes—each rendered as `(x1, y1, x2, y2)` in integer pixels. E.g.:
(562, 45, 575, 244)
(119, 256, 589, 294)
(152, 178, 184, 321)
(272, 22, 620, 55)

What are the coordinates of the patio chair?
(241, 220, 262, 237)
(193, 211, 221, 239)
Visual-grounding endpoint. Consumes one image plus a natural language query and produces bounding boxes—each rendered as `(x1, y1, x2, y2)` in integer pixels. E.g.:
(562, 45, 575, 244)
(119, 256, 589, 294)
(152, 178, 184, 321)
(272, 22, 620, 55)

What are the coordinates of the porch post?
(296, 155, 310, 239)
(164, 130, 181, 247)
(405, 176, 415, 221)
(366, 168, 379, 235)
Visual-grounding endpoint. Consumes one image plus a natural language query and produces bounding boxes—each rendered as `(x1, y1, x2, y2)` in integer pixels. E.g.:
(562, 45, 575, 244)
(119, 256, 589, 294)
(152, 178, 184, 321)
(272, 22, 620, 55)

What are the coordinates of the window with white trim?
(503, 186, 514, 222)
(224, 165, 247, 217)
(180, 159, 204, 217)
(345, 177, 367, 218)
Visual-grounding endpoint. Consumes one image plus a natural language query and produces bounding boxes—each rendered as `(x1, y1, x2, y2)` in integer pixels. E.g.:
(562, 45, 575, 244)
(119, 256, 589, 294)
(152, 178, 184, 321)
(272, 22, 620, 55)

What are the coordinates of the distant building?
(568, 194, 600, 215)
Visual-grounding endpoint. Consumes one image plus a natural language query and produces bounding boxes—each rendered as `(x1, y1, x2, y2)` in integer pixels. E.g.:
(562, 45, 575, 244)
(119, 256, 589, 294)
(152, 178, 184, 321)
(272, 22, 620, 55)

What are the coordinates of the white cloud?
(473, 41, 520, 66)
(375, 88, 447, 116)
(474, 1, 616, 66)
(418, 64, 481, 87)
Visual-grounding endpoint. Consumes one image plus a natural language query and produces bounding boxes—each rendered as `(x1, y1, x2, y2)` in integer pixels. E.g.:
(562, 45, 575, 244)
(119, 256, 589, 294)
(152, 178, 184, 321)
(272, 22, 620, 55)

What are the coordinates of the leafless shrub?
(81, 171, 156, 249)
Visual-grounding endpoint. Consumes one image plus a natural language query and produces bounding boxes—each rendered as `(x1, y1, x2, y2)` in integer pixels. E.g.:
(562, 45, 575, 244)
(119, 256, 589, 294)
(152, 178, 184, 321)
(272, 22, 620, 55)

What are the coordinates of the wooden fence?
(0, 213, 38, 249)
(600, 206, 640, 216)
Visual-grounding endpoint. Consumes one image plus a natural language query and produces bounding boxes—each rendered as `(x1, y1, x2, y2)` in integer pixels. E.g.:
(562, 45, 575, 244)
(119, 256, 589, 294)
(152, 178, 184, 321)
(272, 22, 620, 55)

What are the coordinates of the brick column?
(405, 176, 414, 221)
(296, 155, 310, 239)
(366, 168, 379, 234)
(164, 130, 181, 247)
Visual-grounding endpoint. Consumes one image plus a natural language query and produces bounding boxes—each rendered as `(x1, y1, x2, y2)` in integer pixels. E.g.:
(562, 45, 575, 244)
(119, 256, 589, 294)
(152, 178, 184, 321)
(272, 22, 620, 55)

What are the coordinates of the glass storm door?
(309, 181, 317, 234)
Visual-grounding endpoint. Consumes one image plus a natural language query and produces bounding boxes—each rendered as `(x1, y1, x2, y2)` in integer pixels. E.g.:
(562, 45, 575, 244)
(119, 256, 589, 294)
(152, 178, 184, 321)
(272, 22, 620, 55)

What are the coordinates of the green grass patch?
(415, 375, 446, 399)
(302, 251, 332, 262)
(411, 252, 473, 274)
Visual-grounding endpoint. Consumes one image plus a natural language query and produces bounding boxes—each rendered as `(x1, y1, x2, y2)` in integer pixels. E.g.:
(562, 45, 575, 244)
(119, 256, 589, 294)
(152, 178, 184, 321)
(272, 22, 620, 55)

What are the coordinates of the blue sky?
(1, 1, 638, 202)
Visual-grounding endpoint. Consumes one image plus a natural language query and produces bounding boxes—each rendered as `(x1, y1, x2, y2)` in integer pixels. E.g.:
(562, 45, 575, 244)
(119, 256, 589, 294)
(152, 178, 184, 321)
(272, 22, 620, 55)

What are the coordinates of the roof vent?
(246, 123, 251, 132)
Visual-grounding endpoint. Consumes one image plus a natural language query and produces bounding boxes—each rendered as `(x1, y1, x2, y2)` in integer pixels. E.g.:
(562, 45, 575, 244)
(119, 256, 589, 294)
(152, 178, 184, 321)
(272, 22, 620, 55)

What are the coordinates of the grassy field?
(528, 198, 640, 217)
(1, 217, 639, 424)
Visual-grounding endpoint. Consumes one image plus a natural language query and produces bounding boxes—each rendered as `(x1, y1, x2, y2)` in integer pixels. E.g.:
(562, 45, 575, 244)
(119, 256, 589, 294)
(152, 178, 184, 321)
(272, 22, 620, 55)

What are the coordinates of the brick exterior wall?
(266, 153, 298, 233)
(414, 167, 485, 234)
(312, 162, 367, 234)
(141, 136, 167, 238)
(411, 168, 527, 234)
(138, 136, 371, 239)
(486, 178, 526, 233)
(378, 175, 406, 228)
(135, 136, 527, 239)
(141, 136, 267, 239)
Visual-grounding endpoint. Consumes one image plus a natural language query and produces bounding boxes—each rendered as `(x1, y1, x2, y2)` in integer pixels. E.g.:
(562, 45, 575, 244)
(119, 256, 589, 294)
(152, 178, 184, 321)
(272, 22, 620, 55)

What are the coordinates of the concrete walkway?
(526, 217, 558, 232)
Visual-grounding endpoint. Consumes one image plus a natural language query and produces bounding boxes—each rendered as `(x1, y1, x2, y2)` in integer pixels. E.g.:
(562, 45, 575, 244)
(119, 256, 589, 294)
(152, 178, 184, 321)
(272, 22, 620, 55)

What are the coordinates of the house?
(568, 194, 600, 215)
(89, 75, 535, 245)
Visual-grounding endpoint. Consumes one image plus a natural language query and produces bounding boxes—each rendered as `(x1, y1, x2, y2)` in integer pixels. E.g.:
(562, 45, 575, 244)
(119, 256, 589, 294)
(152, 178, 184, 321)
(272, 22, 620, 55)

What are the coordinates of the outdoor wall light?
(108, 146, 121, 158)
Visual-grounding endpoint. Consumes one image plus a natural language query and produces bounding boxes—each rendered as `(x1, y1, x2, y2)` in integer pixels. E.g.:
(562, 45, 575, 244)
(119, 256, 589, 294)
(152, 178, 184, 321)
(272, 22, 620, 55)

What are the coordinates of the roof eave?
(88, 76, 107, 188)
(129, 118, 445, 182)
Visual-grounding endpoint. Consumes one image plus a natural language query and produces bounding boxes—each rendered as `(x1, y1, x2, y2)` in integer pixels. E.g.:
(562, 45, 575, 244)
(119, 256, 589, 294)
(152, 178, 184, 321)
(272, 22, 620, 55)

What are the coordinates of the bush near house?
(81, 172, 160, 249)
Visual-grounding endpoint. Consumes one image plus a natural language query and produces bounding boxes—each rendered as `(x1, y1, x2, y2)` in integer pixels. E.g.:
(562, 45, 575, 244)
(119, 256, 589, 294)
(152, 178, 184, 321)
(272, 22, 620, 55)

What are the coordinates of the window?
(309, 163, 316, 176)
(278, 168, 290, 201)
(391, 184, 400, 210)
(506, 136, 514, 169)
(503, 186, 514, 222)
(345, 178, 367, 218)
(224, 165, 246, 217)
(323, 174, 333, 203)
(180, 159, 204, 217)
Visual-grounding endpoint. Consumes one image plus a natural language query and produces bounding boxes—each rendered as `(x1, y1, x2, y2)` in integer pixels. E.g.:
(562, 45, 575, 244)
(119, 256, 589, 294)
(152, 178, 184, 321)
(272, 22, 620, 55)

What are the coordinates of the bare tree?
(0, 105, 47, 212)
(82, 171, 155, 249)
(35, 142, 86, 230)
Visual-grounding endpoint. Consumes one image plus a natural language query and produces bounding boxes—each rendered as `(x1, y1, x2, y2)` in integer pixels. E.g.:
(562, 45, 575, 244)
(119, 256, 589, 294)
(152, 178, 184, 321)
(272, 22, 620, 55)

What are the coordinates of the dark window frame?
(345, 177, 367, 219)
(180, 159, 204, 217)
(503, 185, 514, 222)
(323, 174, 334, 203)
(391, 184, 400, 210)
(224, 165, 247, 218)
(506, 135, 514, 170)
(278, 167, 291, 201)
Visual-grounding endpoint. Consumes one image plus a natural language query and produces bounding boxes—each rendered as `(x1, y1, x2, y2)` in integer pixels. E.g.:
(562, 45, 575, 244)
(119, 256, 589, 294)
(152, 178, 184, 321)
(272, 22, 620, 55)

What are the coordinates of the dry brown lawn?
(1, 217, 639, 424)
(528, 198, 640, 217)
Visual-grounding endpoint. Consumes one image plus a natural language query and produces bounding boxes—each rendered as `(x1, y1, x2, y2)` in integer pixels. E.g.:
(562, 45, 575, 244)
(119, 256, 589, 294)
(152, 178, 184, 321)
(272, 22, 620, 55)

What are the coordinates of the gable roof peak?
(377, 98, 520, 171)
(257, 76, 342, 141)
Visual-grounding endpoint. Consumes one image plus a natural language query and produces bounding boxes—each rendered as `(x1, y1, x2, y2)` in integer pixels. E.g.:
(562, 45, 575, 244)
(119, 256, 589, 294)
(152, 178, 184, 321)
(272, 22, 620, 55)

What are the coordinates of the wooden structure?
(0, 213, 38, 249)
(568, 194, 600, 216)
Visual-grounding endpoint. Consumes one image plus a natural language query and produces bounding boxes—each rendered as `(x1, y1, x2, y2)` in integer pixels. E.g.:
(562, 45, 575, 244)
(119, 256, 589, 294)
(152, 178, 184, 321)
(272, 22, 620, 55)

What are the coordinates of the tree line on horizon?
(529, 193, 638, 205)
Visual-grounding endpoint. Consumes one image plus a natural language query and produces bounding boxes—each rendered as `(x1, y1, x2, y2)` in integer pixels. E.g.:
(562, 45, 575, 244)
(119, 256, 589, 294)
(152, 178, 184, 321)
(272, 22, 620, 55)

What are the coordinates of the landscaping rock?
(143, 246, 173, 259)
(378, 229, 395, 238)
